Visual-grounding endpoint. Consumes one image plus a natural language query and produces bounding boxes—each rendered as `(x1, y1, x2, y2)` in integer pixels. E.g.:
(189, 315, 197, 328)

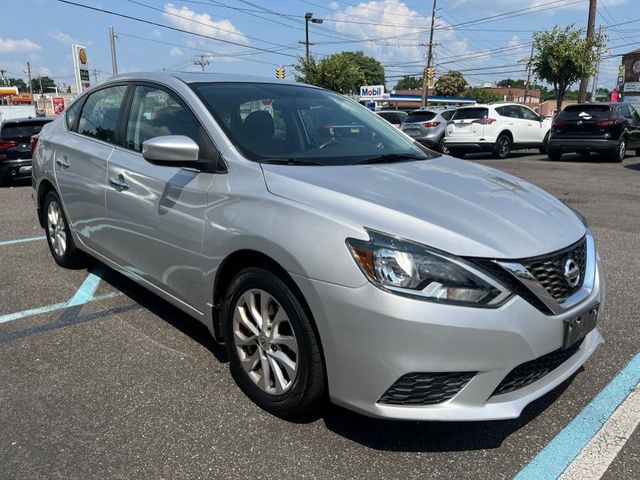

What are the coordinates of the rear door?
(105, 83, 217, 309)
(54, 84, 128, 255)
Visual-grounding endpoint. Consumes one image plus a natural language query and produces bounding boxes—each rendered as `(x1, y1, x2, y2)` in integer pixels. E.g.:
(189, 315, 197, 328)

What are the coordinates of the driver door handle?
(109, 174, 129, 190)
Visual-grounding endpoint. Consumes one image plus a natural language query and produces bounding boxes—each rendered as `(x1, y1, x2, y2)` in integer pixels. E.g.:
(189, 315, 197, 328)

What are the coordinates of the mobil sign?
(360, 85, 385, 100)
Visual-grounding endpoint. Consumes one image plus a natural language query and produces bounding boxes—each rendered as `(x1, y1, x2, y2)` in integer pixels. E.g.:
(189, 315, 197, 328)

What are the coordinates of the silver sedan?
(32, 72, 604, 420)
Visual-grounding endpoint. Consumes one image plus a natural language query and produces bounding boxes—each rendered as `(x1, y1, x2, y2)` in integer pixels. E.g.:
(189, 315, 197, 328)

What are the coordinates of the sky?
(1, 0, 638, 91)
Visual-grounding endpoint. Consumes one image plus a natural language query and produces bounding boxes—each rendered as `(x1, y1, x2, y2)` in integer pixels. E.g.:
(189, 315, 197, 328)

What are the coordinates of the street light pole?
(109, 25, 119, 75)
(303, 12, 323, 63)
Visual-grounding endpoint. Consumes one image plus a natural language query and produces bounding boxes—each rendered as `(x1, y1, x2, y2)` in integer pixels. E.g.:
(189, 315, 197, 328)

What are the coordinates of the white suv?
(443, 103, 552, 159)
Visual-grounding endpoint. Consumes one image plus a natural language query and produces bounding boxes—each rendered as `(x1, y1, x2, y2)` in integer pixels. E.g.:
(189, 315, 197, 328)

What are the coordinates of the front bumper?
(549, 137, 618, 153)
(0, 158, 32, 179)
(291, 257, 604, 421)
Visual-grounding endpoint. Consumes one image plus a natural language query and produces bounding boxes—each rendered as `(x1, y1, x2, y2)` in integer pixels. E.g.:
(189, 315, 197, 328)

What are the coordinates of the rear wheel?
(223, 267, 325, 418)
(539, 133, 549, 154)
(493, 134, 512, 159)
(449, 149, 465, 159)
(607, 137, 626, 163)
(43, 191, 86, 268)
(548, 149, 562, 161)
(438, 136, 449, 154)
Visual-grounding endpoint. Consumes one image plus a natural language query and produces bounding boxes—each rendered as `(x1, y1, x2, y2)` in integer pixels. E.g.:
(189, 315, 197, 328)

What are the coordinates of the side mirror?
(142, 135, 199, 164)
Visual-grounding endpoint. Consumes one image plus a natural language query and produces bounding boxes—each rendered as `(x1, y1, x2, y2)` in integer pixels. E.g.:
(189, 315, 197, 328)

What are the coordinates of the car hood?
(261, 156, 586, 259)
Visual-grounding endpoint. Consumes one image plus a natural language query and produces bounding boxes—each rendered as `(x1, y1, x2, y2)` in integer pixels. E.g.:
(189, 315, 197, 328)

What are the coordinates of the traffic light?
(276, 66, 286, 80)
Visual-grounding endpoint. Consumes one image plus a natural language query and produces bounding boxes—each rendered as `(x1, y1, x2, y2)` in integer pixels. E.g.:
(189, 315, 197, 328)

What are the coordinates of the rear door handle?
(109, 174, 129, 190)
(56, 158, 70, 169)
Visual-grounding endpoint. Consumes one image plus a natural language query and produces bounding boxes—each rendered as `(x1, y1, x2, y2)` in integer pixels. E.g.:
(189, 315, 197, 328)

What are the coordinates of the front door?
(55, 84, 128, 255)
(105, 84, 217, 309)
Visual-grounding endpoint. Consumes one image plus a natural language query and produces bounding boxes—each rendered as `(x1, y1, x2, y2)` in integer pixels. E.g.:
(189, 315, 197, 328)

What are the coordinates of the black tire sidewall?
(222, 268, 323, 416)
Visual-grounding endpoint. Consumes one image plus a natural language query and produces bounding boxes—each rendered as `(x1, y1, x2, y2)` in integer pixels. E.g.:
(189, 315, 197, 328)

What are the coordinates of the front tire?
(43, 191, 86, 268)
(223, 267, 325, 418)
(493, 134, 512, 159)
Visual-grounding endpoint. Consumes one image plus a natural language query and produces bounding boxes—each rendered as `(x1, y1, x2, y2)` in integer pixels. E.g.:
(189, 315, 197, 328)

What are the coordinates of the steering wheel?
(318, 138, 340, 150)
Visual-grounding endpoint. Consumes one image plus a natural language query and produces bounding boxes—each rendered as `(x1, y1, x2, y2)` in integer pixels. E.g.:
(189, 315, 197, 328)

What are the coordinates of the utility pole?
(109, 26, 119, 75)
(194, 55, 211, 71)
(302, 13, 323, 63)
(590, 24, 605, 102)
(578, 0, 597, 103)
(91, 69, 99, 83)
(523, 43, 535, 105)
(26, 61, 33, 104)
(421, 0, 437, 109)
(0, 70, 6, 86)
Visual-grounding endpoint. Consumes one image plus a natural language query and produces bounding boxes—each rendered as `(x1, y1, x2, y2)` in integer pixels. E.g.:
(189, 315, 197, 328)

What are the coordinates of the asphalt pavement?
(0, 151, 638, 479)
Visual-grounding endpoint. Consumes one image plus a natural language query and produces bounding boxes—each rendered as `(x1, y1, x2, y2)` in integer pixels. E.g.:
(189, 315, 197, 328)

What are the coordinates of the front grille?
(492, 340, 583, 396)
(521, 238, 587, 303)
(378, 371, 475, 406)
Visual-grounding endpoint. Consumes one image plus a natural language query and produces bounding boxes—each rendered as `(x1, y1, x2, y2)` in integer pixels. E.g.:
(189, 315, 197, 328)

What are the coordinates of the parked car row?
(376, 102, 640, 162)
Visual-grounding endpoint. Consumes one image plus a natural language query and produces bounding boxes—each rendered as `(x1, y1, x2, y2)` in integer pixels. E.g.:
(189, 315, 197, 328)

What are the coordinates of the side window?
(495, 106, 506, 117)
(77, 86, 127, 143)
(441, 110, 454, 121)
(125, 85, 215, 161)
(65, 99, 83, 131)
(520, 107, 539, 121)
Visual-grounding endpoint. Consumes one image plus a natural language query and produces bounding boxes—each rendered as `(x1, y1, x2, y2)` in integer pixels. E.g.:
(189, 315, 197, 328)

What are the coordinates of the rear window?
(0, 120, 50, 140)
(560, 105, 611, 119)
(405, 111, 436, 123)
(452, 108, 488, 120)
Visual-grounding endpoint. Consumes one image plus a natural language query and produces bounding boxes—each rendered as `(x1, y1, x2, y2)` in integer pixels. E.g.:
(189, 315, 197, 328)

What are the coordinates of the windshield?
(191, 82, 436, 166)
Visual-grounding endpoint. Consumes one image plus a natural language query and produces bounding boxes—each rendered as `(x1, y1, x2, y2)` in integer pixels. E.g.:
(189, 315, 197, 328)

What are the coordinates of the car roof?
(107, 71, 315, 88)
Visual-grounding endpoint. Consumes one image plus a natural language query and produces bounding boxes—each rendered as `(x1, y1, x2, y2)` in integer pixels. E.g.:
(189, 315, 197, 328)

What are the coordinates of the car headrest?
(243, 110, 274, 142)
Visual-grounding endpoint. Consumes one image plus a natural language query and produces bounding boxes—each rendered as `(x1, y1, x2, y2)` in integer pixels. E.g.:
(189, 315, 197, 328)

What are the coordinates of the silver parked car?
(401, 108, 456, 152)
(32, 72, 604, 420)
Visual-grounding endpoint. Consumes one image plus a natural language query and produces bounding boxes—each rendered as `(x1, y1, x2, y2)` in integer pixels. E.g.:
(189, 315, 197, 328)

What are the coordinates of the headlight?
(346, 230, 512, 307)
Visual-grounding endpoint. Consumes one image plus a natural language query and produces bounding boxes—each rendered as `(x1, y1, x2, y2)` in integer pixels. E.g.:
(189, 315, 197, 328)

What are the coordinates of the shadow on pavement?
(0, 178, 31, 188)
(99, 262, 228, 363)
(320, 372, 578, 452)
(624, 161, 640, 171)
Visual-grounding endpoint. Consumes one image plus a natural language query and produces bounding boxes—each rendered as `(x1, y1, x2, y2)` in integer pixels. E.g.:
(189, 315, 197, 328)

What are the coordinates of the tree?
(532, 25, 605, 114)
(7, 78, 27, 92)
(434, 71, 467, 97)
(293, 54, 366, 94)
(337, 51, 385, 86)
(31, 76, 56, 94)
(394, 75, 422, 90)
(462, 87, 501, 104)
(496, 78, 526, 88)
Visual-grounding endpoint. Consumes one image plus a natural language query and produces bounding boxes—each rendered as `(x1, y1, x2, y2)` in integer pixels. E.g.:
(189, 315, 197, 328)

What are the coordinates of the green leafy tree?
(532, 25, 605, 114)
(294, 54, 366, 94)
(31, 76, 56, 94)
(434, 71, 467, 97)
(496, 78, 526, 88)
(394, 75, 422, 90)
(8, 77, 27, 91)
(337, 51, 385, 86)
(462, 87, 501, 104)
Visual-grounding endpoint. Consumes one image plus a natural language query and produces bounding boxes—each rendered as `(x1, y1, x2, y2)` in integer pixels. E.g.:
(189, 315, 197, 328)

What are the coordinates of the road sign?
(275, 66, 285, 80)
(72, 44, 91, 94)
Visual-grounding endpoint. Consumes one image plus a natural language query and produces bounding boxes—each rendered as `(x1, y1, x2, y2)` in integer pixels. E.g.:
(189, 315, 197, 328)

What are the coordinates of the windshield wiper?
(261, 158, 325, 166)
(352, 153, 428, 165)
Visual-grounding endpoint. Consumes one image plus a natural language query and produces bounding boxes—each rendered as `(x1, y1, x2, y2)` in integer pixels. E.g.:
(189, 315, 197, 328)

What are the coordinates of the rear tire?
(539, 133, 549, 154)
(222, 267, 325, 418)
(449, 149, 465, 159)
(607, 137, 626, 163)
(438, 136, 449, 155)
(43, 191, 86, 268)
(493, 134, 512, 159)
(548, 150, 562, 161)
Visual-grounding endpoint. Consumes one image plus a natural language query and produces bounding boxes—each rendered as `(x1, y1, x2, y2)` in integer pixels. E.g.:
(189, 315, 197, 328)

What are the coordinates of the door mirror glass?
(142, 135, 199, 163)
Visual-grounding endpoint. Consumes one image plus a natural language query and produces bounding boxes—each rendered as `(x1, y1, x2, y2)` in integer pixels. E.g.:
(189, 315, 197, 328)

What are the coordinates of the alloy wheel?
(47, 201, 67, 257)
(619, 140, 626, 161)
(232, 289, 299, 395)
(498, 137, 510, 157)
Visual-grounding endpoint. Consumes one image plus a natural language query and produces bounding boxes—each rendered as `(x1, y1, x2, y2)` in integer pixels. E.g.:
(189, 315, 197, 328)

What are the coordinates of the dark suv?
(0, 117, 54, 185)
(547, 103, 640, 162)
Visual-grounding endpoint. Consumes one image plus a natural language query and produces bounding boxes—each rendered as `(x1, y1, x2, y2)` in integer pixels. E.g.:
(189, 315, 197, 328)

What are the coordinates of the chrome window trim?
(495, 229, 596, 315)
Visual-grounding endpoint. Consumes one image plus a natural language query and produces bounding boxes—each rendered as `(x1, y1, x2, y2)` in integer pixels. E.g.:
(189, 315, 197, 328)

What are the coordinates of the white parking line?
(559, 386, 640, 480)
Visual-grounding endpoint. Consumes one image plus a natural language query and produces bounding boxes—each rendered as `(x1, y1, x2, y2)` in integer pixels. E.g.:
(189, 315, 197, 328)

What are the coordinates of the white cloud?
(51, 31, 93, 47)
(170, 46, 184, 56)
(163, 3, 249, 46)
(329, 1, 339, 9)
(0, 37, 42, 54)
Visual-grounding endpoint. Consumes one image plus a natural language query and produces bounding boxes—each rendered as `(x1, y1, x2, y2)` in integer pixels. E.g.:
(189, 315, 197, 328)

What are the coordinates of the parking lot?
(1, 151, 639, 479)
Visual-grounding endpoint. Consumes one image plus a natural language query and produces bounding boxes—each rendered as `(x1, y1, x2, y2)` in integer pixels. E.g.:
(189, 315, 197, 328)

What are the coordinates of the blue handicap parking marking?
(0, 236, 46, 247)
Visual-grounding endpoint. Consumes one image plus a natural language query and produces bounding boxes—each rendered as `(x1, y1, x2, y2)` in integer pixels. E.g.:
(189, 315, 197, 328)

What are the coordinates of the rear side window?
(78, 85, 127, 143)
(405, 111, 436, 123)
(65, 100, 82, 131)
(452, 108, 488, 120)
(0, 120, 50, 140)
(559, 105, 611, 120)
(378, 112, 398, 123)
(441, 110, 455, 121)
